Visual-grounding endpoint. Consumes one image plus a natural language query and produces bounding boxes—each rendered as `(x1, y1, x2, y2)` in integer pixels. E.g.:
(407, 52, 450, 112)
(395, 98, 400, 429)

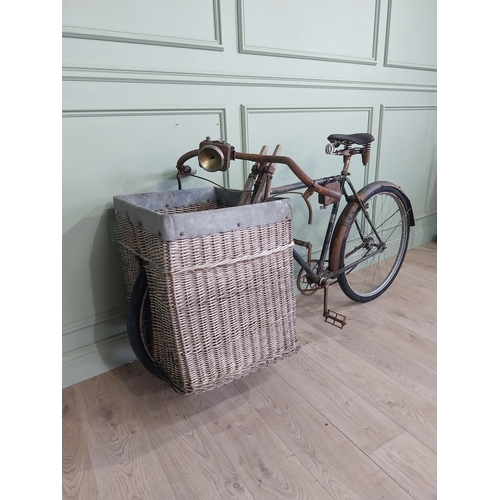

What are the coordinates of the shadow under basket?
(114, 187, 300, 394)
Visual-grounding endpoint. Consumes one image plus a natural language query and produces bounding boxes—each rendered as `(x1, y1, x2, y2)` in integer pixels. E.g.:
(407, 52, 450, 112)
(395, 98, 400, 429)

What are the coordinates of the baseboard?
(62, 332, 136, 389)
(408, 223, 437, 250)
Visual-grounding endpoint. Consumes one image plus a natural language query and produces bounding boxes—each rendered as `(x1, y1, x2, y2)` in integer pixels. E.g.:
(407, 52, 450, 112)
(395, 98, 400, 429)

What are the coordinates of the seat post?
(341, 151, 352, 175)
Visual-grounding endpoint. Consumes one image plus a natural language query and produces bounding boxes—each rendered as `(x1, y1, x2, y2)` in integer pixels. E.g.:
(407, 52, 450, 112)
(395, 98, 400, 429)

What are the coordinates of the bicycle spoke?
(344, 242, 371, 260)
(338, 189, 409, 300)
(375, 209, 409, 244)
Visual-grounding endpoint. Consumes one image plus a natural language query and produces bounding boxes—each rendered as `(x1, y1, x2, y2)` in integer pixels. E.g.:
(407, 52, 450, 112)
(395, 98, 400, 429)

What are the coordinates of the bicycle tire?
(127, 268, 169, 381)
(329, 183, 411, 302)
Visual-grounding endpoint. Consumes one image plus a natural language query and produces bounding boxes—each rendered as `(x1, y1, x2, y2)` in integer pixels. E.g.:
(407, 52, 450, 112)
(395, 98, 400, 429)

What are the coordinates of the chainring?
(297, 259, 321, 295)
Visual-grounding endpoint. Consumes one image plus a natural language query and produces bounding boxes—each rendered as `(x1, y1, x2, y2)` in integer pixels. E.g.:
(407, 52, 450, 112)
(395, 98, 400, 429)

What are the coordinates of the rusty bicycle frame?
(175, 135, 414, 328)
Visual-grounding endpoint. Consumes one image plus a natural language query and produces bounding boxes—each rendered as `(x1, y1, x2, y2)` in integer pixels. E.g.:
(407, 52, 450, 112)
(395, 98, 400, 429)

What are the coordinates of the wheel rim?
(341, 191, 409, 298)
(139, 286, 155, 361)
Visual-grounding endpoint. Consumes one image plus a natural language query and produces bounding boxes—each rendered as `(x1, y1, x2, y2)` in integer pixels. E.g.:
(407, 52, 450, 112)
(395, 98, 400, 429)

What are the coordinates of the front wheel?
(127, 268, 169, 381)
(329, 185, 411, 302)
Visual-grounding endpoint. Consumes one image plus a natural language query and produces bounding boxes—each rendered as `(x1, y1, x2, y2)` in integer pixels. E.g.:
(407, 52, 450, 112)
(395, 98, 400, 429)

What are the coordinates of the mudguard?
(328, 181, 415, 272)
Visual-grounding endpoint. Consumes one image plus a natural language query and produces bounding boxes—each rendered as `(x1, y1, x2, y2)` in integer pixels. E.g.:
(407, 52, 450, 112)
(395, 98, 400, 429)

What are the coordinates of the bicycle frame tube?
(295, 248, 386, 284)
(293, 248, 324, 284)
(344, 176, 384, 244)
(282, 176, 346, 282)
(287, 175, 390, 284)
(317, 200, 341, 271)
(270, 181, 307, 195)
(295, 235, 385, 284)
(269, 176, 338, 197)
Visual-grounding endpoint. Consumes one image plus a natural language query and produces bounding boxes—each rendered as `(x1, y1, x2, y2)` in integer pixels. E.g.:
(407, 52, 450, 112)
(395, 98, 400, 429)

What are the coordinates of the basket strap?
(118, 240, 152, 264)
(165, 241, 294, 275)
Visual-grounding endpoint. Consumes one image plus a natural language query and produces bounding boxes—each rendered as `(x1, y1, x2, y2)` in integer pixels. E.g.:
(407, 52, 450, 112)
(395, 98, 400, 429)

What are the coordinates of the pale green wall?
(62, 0, 437, 387)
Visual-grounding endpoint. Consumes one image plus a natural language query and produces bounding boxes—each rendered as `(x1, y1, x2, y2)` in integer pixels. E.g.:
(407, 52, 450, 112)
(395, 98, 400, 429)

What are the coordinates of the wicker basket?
(114, 187, 300, 394)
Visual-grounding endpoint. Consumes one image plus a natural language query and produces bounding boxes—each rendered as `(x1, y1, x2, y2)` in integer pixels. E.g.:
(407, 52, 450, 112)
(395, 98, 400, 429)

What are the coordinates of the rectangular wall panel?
(377, 106, 437, 243)
(238, 0, 380, 64)
(384, 0, 437, 70)
(62, 109, 226, 349)
(63, 0, 223, 50)
(244, 106, 373, 254)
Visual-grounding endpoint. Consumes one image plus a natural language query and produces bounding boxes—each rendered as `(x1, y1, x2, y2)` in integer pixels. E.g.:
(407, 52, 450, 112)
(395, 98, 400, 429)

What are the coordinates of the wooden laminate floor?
(63, 242, 437, 500)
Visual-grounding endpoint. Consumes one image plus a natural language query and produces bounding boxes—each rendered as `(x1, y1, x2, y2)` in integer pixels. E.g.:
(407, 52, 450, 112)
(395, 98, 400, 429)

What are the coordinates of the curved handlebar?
(176, 149, 199, 172)
(234, 151, 341, 201)
(176, 148, 342, 202)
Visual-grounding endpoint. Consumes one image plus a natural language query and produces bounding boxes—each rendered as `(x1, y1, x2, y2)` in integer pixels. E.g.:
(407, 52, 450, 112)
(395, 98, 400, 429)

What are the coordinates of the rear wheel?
(331, 186, 411, 302)
(127, 268, 169, 381)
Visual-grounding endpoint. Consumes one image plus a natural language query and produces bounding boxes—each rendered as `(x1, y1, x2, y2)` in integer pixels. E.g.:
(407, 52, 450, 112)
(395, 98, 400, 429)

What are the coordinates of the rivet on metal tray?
(165, 204, 169, 208)
(180, 232, 184, 236)
(237, 223, 241, 227)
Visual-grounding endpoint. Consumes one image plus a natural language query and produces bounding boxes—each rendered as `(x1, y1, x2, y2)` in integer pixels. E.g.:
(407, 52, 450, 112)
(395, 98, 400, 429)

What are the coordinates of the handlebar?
(176, 147, 342, 202)
(234, 151, 341, 201)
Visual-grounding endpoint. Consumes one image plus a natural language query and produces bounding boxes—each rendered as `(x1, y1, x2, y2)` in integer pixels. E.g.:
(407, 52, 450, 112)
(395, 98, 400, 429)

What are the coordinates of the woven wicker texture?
(115, 216, 142, 297)
(116, 202, 221, 296)
(115, 199, 300, 394)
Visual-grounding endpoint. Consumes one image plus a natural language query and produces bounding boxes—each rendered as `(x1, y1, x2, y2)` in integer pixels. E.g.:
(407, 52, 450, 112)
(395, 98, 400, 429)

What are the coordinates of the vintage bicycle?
(121, 133, 415, 384)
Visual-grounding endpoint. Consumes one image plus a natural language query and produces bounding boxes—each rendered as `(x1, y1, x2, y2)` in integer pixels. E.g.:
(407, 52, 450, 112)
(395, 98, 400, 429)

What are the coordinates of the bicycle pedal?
(323, 310, 347, 329)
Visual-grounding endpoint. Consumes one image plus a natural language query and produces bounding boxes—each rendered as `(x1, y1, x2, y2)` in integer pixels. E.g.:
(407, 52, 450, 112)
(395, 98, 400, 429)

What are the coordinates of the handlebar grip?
(176, 149, 199, 172)
(180, 165, 197, 175)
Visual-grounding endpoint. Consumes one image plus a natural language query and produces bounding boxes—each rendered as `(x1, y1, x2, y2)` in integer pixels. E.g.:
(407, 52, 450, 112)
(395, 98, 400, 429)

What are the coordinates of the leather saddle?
(327, 133, 375, 145)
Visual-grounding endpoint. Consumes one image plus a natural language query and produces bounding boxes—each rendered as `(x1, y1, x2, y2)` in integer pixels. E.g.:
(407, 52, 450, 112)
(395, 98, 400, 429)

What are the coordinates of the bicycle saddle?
(327, 133, 375, 145)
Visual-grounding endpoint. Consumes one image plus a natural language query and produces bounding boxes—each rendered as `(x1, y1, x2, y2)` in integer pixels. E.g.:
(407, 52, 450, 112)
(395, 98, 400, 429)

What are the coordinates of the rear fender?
(328, 181, 414, 271)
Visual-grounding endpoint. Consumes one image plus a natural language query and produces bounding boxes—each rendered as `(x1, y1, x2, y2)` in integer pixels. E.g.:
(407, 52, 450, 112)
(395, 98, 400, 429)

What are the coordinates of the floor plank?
(123, 370, 255, 500)
(215, 414, 335, 499)
(72, 371, 176, 500)
(234, 368, 413, 500)
(304, 338, 437, 452)
(325, 320, 437, 405)
(363, 296, 437, 342)
(369, 318, 437, 371)
(402, 242, 437, 271)
(189, 381, 260, 436)
(62, 386, 101, 500)
(383, 281, 437, 317)
(271, 349, 405, 454)
(370, 432, 437, 500)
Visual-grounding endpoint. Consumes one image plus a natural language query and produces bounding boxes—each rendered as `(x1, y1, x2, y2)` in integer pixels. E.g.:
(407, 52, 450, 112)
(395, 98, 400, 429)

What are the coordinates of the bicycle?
(125, 133, 415, 382)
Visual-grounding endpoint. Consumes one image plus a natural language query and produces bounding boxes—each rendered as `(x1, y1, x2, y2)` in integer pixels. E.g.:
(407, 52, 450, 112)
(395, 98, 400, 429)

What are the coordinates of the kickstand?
(323, 285, 347, 329)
